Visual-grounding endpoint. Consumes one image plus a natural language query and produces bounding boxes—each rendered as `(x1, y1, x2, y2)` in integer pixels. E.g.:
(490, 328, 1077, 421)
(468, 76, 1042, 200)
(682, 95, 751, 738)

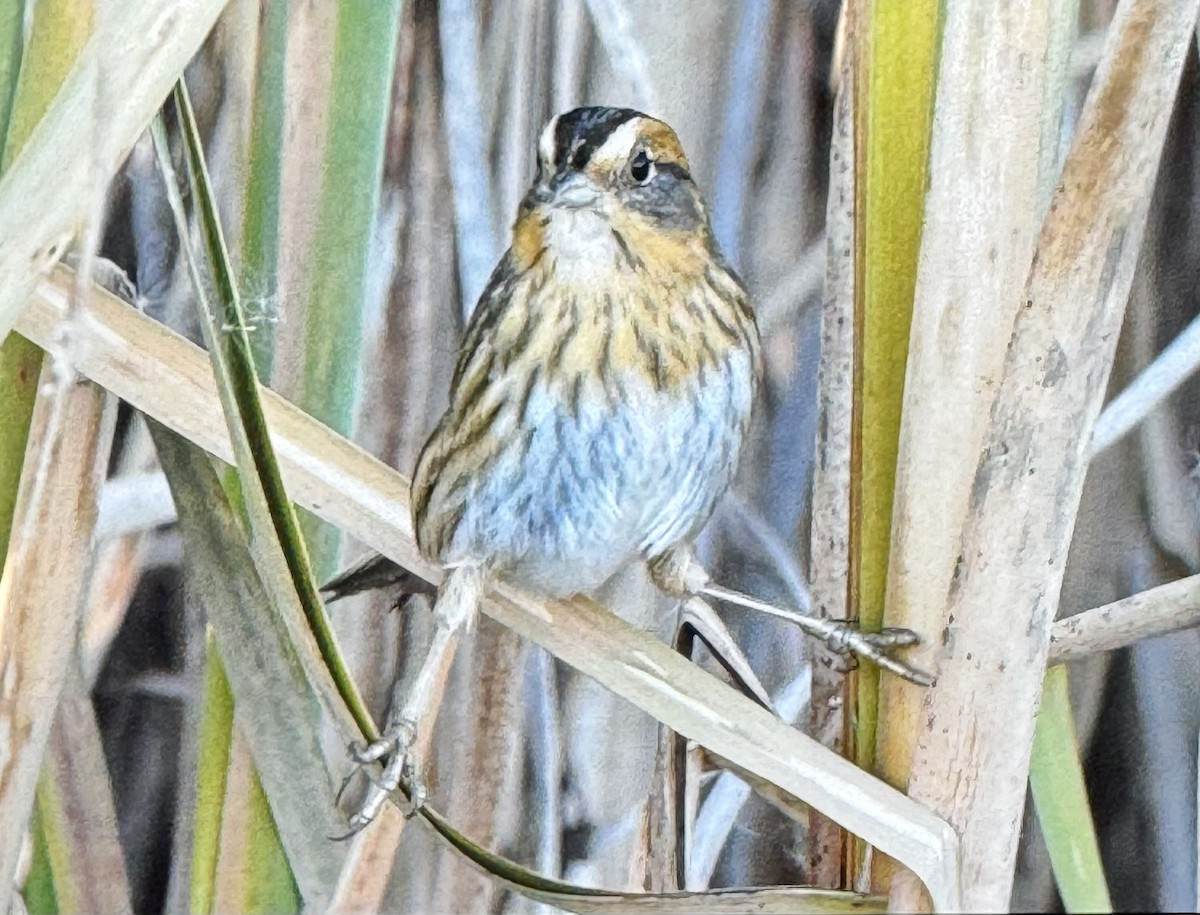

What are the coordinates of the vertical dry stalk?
(328, 805, 407, 915)
(39, 680, 133, 914)
(890, 1, 1198, 909)
(0, 365, 112, 915)
(875, 0, 1067, 794)
(270, 0, 337, 401)
(808, 0, 857, 888)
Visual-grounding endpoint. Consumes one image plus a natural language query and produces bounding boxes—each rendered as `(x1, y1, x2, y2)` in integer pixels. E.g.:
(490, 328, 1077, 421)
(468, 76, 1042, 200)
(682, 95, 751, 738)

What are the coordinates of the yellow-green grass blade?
(2, 1, 92, 163)
(189, 633, 300, 915)
(0, 336, 40, 570)
(25, 803, 57, 915)
(164, 83, 376, 740)
(854, 0, 940, 775)
(241, 0, 290, 379)
(239, 766, 301, 915)
(1030, 666, 1112, 913)
(0, 0, 22, 148)
(189, 641, 233, 915)
(0, 0, 92, 576)
(296, 1, 403, 578)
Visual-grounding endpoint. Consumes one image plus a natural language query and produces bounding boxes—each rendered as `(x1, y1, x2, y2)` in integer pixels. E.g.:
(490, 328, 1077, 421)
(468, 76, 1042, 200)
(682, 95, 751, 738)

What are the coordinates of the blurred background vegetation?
(0, 0, 1197, 913)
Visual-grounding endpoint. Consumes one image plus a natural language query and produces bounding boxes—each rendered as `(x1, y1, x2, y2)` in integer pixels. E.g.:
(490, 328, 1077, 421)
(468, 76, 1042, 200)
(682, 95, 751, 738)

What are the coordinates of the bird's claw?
(833, 625, 921, 650)
(698, 583, 935, 686)
(333, 719, 426, 839)
(403, 768, 428, 819)
(823, 622, 934, 686)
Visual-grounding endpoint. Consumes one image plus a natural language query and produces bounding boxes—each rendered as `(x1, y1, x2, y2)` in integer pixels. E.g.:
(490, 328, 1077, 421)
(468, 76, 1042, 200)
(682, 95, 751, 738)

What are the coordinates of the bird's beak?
(554, 173, 601, 209)
(534, 171, 601, 210)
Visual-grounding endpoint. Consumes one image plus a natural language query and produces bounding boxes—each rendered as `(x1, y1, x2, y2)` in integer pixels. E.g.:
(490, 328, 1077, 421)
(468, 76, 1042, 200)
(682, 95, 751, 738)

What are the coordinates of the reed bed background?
(0, 1, 1198, 913)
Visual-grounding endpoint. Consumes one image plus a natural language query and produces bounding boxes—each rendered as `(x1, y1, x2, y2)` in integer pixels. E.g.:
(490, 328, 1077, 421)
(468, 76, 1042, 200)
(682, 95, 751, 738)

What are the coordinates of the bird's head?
(512, 107, 712, 279)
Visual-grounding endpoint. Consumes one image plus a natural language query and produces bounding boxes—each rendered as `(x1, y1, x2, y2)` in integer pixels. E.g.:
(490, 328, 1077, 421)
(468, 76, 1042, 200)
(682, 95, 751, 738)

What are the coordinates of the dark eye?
(630, 150, 653, 184)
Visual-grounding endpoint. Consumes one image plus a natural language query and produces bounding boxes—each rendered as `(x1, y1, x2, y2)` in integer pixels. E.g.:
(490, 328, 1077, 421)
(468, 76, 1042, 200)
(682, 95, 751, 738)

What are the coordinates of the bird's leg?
(647, 546, 712, 598)
(648, 545, 935, 687)
(341, 564, 483, 835)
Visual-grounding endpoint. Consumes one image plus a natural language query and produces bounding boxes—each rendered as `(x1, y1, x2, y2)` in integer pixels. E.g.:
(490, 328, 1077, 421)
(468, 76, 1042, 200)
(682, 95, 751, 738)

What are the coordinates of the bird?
(329, 107, 759, 612)
(334, 107, 926, 834)
(414, 106, 760, 599)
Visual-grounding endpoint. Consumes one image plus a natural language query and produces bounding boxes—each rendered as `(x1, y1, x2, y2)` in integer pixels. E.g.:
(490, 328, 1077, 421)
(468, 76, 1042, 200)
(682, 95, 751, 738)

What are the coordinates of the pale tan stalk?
(1049, 574, 1200, 663)
(0, 361, 113, 915)
(808, 0, 857, 885)
(869, 18, 1074, 898)
(37, 677, 133, 914)
(876, 0, 1068, 798)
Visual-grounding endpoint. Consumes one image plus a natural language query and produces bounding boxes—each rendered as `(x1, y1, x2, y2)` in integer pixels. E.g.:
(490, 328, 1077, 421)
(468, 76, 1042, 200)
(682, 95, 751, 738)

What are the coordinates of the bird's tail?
(320, 552, 437, 603)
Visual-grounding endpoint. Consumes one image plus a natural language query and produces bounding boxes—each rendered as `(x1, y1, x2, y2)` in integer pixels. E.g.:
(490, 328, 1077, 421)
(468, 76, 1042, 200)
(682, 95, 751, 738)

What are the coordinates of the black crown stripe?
(553, 106, 646, 171)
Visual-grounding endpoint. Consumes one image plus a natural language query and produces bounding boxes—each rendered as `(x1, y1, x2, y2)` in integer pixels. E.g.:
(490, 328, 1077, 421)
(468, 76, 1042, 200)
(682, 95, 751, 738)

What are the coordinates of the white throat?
(543, 207, 621, 284)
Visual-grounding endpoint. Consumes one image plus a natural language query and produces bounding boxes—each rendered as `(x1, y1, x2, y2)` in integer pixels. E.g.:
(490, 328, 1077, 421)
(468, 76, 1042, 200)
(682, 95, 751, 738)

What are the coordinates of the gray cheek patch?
(625, 171, 704, 231)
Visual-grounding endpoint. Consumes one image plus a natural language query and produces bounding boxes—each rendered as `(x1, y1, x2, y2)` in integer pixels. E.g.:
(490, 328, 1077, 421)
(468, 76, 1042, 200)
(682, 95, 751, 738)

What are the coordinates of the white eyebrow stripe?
(587, 117, 646, 170)
(538, 115, 560, 167)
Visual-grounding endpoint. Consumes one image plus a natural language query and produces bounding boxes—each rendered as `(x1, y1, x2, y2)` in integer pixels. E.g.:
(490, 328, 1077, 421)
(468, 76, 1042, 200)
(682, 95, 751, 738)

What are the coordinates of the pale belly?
(437, 351, 755, 596)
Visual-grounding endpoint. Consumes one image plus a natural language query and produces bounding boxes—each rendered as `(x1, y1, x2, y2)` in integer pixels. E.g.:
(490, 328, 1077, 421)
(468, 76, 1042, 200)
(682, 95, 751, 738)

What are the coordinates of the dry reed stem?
(641, 722, 683, 892)
(16, 267, 961, 911)
(39, 679, 133, 914)
(808, 0, 857, 886)
(0, 362, 112, 915)
(878, 0, 1065, 782)
(890, 1, 1199, 909)
(875, 0, 1067, 836)
(1048, 573, 1200, 663)
(328, 804, 407, 915)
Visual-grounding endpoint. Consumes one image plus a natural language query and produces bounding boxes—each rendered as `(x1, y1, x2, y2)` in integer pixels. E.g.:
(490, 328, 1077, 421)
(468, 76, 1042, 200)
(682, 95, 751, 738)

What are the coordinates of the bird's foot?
(817, 621, 932, 685)
(700, 582, 935, 687)
(648, 546, 711, 599)
(334, 719, 427, 839)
